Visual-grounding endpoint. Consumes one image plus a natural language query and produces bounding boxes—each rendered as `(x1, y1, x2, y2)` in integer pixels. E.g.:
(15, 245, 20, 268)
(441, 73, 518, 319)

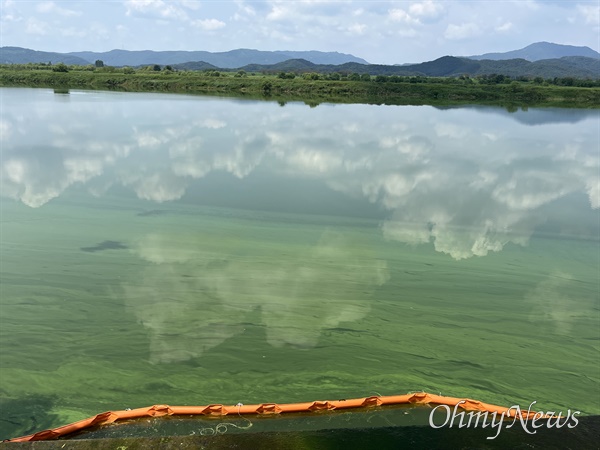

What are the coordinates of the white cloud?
(469, 170, 498, 190)
(36, 1, 81, 17)
(88, 23, 110, 41)
(482, 132, 499, 141)
(434, 122, 468, 139)
(396, 28, 419, 38)
(0, 0, 597, 66)
(379, 135, 432, 163)
(124, 230, 388, 362)
(388, 8, 420, 25)
(60, 27, 87, 38)
(491, 171, 575, 210)
(3, 158, 25, 184)
(0, 120, 12, 141)
(64, 158, 104, 183)
(191, 18, 225, 30)
(135, 132, 169, 148)
(124, 0, 225, 33)
(444, 22, 481, 40)
(495, 22, 513, 32)
(388, 1, 443, 26)
(3, 94, 596, 264)
(347, 23, 367, 35)
(577, 4, 600, 25)
(197, 118, 226, 129)
(1, 13, 20, 22)
(381, 200, 541, 260)
(1, 154, 107, 208)
(586, 178, 599, 209)
(408, 1, 444, 21)
(125, 0, 189, 21)
(515, 0, 540, 11)
(135, 233, 214, 264)
(25, 18, 49, 35)
(124, 171, 188, 202)
(178, 0, 201, 11)
(1, 1, 22, 23)
(525, 271, 592, 335)
(266, 4, 289, 21)
(286, 149, 343, 174)
(233, 0, 257, 21)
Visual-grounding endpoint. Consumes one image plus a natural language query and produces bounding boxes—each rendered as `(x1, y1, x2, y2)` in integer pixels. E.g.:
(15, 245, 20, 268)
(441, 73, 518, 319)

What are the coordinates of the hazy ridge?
(1, 42, 598, 79)
(468, 41, 599, 62)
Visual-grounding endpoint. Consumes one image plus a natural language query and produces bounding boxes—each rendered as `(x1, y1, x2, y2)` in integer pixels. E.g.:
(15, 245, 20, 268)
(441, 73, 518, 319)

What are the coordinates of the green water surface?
(0, 88, 598, 439)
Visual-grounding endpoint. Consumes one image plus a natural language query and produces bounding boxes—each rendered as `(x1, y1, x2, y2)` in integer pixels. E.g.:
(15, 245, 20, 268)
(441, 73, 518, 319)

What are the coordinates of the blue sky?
(1, 1, 598, 64)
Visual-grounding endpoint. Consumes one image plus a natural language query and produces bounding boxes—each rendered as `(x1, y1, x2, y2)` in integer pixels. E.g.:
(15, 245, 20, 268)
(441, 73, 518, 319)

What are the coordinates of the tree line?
(2, 62, 599, 88)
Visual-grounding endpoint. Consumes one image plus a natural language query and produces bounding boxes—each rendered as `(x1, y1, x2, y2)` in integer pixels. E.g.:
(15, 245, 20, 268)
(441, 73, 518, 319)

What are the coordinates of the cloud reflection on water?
(525, 271, 596, 336)
(124, 231, 388, 363)
(1, 91, 598, 261)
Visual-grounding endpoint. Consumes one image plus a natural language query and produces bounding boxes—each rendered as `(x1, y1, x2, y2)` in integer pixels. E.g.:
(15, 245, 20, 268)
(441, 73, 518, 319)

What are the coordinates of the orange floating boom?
(6, 392, 544, 442)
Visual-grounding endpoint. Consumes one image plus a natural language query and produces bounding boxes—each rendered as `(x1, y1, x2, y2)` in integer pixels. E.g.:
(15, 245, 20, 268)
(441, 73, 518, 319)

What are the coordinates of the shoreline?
(1, 69, 599, 108)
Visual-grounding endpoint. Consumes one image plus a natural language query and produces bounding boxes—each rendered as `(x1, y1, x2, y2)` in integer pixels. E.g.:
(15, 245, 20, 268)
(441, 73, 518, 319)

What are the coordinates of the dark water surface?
(0, 88, 598, 440)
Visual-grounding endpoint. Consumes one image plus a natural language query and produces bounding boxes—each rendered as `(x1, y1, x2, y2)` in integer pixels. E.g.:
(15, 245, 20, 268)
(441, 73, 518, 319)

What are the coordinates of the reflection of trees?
(123, 231, 389, 364)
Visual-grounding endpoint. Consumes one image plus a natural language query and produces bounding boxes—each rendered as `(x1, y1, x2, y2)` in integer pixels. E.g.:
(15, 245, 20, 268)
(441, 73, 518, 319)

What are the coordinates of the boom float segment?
(6, 392, 543, 442)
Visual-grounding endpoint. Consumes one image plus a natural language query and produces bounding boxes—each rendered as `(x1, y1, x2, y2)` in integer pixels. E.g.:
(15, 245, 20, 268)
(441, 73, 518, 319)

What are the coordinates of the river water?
(0, 88, 598, 439)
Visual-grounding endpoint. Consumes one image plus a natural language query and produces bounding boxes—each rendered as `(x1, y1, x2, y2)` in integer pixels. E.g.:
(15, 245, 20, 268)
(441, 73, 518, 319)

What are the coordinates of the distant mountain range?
(468, 42, 599, 62)
(1, 42, 598, 79)
(0, 47, 90, 65)
(208, 55, 599, 79)
(405, 55, 598, 78)
(0, 47, 368, 67)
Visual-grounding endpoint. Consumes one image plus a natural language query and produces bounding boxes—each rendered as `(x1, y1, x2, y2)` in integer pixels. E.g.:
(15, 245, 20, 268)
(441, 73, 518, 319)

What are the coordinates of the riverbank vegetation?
(1, 63, 599, 107)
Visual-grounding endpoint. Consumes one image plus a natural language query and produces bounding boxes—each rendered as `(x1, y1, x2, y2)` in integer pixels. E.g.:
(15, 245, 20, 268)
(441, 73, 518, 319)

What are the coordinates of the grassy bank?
(1, 67, 599, 107)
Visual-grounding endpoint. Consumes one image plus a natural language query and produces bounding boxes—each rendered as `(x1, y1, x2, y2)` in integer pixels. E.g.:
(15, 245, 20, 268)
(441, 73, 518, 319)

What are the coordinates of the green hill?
(469, 42, 600, 61)
(197, 55, 599, 79)
(67, 48, 368, 68)
(2, 46, 598, 80)
(0, 47, 89, 65)
(172, 61, 219, 71)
